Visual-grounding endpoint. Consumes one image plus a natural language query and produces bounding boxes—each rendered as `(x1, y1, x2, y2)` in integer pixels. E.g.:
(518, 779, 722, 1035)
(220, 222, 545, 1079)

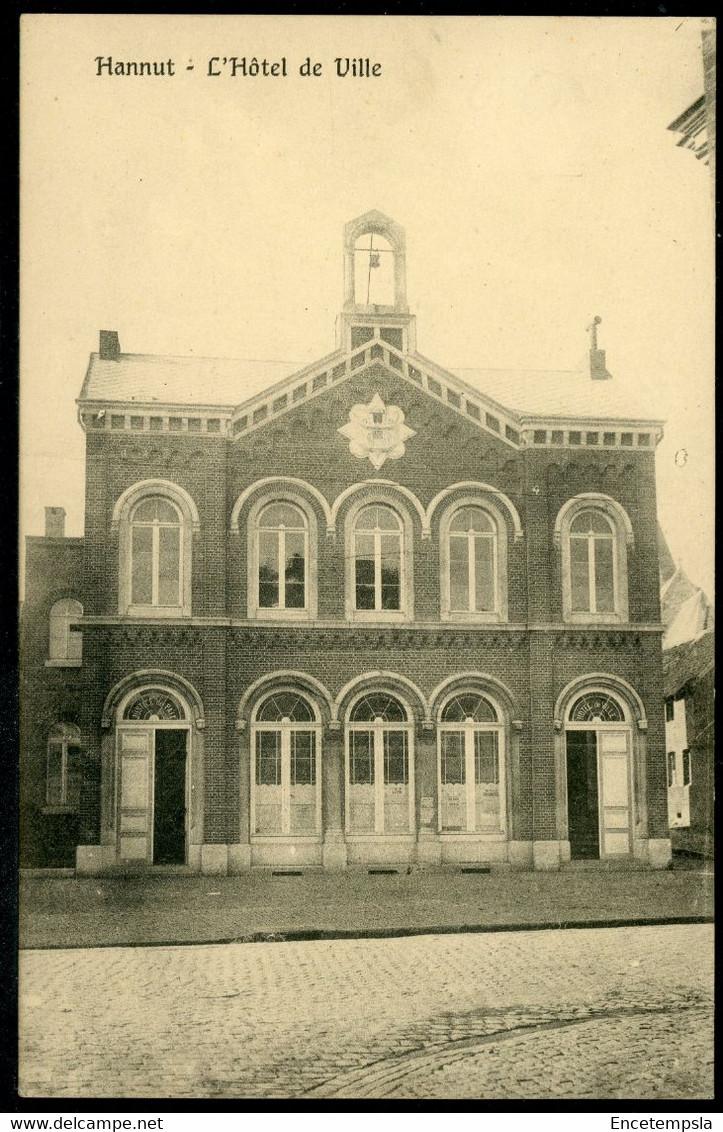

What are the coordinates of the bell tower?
(336, 210, 416, 353)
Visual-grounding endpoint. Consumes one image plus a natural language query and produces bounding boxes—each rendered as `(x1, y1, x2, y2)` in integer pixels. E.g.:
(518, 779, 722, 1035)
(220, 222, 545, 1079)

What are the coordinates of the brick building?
(20, 211, 673, 874)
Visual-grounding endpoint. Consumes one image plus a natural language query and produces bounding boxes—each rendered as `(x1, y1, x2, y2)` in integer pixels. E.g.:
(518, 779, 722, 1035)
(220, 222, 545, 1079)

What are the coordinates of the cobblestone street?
(19, 923, 713, 1101)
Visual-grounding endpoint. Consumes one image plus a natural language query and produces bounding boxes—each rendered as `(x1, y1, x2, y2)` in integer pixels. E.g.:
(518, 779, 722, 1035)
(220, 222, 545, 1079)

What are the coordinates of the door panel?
(118, 729, 151, 860)
(599, 731, 631, 856)
(153, 729, 187, 865)
(566, 730, 599, 859)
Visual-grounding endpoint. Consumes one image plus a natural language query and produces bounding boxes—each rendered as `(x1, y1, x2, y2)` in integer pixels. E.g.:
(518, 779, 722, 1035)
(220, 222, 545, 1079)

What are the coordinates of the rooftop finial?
(586, 315, 611, 381)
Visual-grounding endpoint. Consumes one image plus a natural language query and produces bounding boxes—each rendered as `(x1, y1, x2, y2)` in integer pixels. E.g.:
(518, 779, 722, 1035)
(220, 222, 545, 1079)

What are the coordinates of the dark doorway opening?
(566, 730, 600, 859)
(153, 729, 187, 865)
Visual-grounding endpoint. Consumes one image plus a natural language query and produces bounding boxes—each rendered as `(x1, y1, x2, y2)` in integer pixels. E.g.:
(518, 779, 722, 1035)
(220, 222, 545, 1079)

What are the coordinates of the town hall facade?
(20, 211, 673, 874)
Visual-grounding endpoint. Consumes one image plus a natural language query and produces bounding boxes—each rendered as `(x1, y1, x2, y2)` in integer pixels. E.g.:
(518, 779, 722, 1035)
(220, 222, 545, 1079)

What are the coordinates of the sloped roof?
(80, 347, 659, 424)
(663, 587, 714, 650)
(663, 629, 714, 698)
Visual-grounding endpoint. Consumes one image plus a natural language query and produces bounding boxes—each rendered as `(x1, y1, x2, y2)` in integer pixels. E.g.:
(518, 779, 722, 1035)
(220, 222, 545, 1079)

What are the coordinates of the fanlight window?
(353, 232, 395, 307)
(257, 503, 307, 611)
(46, 722, 81, 808)
(252, 692, 320, 837)
(123, 689, 184, 721)
(256, 691, 315, 723)
(48, 598, 83, 662)
(569, 510, 616, 615)
(448, 507, 496, 613)
(130, 497, 182, 608)
(438, 693, 504, 835)
(353, 505, 403, 612)
(350, 692, 408, 723)
(569, 693, 625, 723)
(441, 693, 498, 724)
(347, 692, 413, 834)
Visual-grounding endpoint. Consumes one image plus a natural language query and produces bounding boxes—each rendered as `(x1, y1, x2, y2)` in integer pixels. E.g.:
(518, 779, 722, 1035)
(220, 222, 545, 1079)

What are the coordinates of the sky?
(20, 15, 715, 597)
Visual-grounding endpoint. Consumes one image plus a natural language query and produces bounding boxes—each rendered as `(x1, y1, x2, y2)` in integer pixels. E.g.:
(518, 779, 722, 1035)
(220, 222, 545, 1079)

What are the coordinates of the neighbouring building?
(20, 211, 673, 875)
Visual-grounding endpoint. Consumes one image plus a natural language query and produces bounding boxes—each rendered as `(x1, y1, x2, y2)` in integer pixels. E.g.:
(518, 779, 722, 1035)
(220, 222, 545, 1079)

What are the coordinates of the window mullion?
(278, 529, 286, 609)
(468, 534, 476, 612)
(374, 530, 382, 611)
(465, 727, 476, 832)
(151, 523, 159, 606)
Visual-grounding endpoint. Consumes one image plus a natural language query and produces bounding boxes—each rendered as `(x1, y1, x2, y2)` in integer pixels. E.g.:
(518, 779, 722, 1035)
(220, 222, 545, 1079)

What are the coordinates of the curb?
(20, 913, 714, 951)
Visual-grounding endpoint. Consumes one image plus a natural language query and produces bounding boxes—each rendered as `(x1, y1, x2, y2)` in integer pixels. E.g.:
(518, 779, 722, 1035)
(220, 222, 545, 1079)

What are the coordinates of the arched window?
(257, 503, 308, 612)
(557, 496, 631, 623)
(48, 599, 83, 664)
(346, 692, 414, 835)
(448, 507, 497, 613)
(438, 693, 505, 835)
(353, 504, 403, 613)
(569, 692, 625, 723)
(439, 497, 508, 622)
(46, 723, 81, 809)
(130, 498, 182, 609)
(569, 510, 615, 614)
(251, 691, 321, 837)
(115, 481, 197, 617)
(123, 688, 185, 721)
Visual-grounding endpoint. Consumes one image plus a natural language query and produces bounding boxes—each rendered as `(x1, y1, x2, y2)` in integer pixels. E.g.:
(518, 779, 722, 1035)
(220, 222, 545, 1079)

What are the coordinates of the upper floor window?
(448, 507, 496, 614)
(47, 599, 83, 665)
(114, 480, 197, 618)
(569, 510, 615, 614)
(557, 496, 631, 623)
(46, 723, 81, 810)
(257, 503, 307, 611)
(439, 496, 508, 622)
(353, 505, 403, 613)
(130, 498, 182, 609)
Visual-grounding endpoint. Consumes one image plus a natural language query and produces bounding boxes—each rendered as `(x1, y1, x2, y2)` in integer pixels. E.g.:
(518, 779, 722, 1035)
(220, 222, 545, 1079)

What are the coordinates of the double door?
(566, 728, 632, 859)
(117, 727, 188, 864)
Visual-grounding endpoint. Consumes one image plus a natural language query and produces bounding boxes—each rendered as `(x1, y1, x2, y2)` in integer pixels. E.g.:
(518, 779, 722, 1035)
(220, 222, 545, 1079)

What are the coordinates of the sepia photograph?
(17, 13, 714, 1105)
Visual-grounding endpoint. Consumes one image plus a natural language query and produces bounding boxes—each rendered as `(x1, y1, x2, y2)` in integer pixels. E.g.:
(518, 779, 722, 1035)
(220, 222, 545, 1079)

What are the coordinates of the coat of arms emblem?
(338, 393, 416, 470)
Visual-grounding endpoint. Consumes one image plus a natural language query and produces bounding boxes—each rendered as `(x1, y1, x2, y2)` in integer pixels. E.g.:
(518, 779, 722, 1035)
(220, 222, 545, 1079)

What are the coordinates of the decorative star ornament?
(338, 393, 416, 470)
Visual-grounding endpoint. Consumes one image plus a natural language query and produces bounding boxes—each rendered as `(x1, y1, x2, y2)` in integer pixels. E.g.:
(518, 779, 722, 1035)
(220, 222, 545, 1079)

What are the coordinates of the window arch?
(46, 723, 81, 809)
(556, 495, 631, 623)
(345, 691, 414, 835)
(116, 481, 197, 617)
(437, 692, 506, 835)
(246, 493, 318, 620)
(345, 496, 413, 620)
(438, 496, 508, 621)
(251, 690, 321, 838)
(48, 599, 83, 664)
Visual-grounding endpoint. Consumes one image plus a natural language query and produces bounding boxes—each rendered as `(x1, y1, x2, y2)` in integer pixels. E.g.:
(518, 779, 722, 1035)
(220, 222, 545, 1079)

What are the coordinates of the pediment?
(229, 337, 524, 452)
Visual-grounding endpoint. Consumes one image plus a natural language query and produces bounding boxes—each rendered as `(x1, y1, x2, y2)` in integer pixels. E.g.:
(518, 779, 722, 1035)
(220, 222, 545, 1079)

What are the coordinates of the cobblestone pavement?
(19, 924, 713, 1101)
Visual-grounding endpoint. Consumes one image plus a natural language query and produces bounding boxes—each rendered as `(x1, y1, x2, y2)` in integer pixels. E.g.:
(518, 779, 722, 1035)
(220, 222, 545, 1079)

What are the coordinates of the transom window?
(346, 692, 413, 834)
(448, 507, 496, 613)
(438, 693, 504, 834)
(46, 723, 81, 809)
(130, 498, 182, 608)
(257, 503, 307, 611)
(252, 691, 320, 837)
(353, 505, 403, 612)
(123, 689, 185, 721)
(569, 510, 616, 615)
(568, 693, 625, 723)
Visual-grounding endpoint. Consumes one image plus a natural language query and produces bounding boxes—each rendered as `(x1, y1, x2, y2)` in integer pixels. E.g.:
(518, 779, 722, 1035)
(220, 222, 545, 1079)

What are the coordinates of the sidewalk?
(19, 862, 714, 950)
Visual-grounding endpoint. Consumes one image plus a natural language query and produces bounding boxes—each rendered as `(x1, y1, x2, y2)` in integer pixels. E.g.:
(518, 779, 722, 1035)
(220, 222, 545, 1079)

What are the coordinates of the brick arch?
(100, 670, 205, 729)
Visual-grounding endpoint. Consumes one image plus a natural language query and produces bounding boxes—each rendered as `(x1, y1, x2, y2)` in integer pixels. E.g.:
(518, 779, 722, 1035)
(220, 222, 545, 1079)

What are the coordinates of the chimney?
(587, 315, 612, 381)
(99, 330, 121, 361)
(44, 507, 66, 538)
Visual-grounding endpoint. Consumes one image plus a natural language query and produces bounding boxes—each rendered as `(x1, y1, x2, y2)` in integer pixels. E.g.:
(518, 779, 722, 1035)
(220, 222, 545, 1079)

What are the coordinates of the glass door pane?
(474, 732, 500, 831)
(440, 731, 465, 830)
(255, 731, 282, 834)
(383, 730, 409, 832)
(289, 730, 317, 834)
(349, 731, 375, 831)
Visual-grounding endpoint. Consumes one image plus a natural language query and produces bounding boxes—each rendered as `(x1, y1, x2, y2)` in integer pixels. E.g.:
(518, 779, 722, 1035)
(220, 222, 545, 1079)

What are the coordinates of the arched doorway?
(116, 687, 191, 865)
(564, 689, 634, 860)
